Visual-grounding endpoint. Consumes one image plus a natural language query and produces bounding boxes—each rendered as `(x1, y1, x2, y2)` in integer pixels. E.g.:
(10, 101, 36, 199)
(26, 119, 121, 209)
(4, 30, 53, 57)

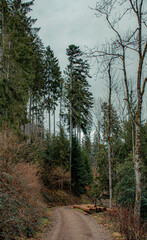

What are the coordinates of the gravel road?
(44, 206, 115, 240)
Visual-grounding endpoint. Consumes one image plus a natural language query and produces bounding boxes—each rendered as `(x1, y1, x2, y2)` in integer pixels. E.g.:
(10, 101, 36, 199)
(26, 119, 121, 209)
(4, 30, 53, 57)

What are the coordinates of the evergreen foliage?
(44, 46, 62, 114)
(71, 137, 93, 195)
(114, 156, 147, 219)
(0, 0, 43, 127)
(82, 150, 93, 185)
(71, 137, 87, 194)
(65, 44, 93, 134)
(39, 129, 70, 187)
(95, 143, 109, 195)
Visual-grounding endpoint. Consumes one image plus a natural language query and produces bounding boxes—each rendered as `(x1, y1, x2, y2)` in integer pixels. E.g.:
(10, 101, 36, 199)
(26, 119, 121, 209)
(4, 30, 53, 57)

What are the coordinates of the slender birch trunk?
(134, 120, 142, 223)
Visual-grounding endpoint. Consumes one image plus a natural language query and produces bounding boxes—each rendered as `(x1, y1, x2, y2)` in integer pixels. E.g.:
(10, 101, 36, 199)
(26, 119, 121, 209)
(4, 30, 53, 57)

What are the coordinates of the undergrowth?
(0, 170, 48, 240)
(0, 126, 49, 239)
(96, 207, 147, 240)
(0, 126, 84, 239)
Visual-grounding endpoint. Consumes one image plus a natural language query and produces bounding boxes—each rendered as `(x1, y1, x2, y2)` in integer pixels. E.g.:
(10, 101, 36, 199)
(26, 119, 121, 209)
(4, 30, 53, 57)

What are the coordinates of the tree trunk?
(2, 9, 6, 77)
(69, 101, 73, 191)
(98, 120, 101, 144)
(132, 122, 135, 156)
(134, 121, 141, 224)
(108, 141, 112, 208)
(108, 61, 112, 208)
(28, 95, 32, 139)
(32, 96, 34, 137)
(74, 128, 76, 136)
(49, 105, 51, 136)
(69, 63, 73, 191)
(79, 129, 81, 145)
(59, 79, 63, 132)
(133, 8, 144, 222)
(59, 96, 62, 131)
(54, 107, 55, 135)
(35, 105, 38, 139)
(41, 102, 45, 141)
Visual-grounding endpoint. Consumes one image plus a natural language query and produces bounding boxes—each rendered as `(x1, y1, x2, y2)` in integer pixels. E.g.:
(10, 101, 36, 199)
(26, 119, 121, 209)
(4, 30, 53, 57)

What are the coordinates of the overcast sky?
(30, 0, 147, 126)
(31, 0, 116, 99)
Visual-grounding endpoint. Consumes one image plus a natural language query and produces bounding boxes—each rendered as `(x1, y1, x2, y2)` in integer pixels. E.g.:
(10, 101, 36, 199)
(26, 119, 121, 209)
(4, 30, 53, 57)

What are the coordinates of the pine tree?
(44, 46, 61, 135)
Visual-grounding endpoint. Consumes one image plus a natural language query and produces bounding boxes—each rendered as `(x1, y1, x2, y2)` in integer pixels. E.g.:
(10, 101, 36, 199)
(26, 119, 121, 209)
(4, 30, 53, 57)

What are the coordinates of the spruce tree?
(0, 0, 41, 127)
(65, 44, 93, 134)
(44, 46, 61, 135)
(71, 137, 87, 195)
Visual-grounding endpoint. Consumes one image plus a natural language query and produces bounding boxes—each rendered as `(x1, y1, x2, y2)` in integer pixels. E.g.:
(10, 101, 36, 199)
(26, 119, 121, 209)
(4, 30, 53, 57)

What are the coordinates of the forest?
(0, 0, 147, 239)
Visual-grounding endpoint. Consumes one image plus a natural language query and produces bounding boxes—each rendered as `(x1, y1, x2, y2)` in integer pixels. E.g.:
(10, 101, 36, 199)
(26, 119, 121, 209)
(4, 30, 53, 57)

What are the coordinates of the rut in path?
(44, 206, 115, 240)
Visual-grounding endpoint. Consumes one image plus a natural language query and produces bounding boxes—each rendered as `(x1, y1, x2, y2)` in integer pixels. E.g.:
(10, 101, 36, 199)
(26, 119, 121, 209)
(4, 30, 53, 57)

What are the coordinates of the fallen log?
(73, 204, 94, 213)
(73, 204, 107, 214)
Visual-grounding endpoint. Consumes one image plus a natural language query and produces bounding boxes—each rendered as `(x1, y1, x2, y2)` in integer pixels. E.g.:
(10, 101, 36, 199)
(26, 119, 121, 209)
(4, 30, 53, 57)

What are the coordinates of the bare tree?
(91, 0, 147, 223)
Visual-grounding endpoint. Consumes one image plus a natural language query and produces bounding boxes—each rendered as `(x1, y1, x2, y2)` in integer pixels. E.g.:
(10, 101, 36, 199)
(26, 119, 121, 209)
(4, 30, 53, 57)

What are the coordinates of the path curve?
(43, 206, 115, 240)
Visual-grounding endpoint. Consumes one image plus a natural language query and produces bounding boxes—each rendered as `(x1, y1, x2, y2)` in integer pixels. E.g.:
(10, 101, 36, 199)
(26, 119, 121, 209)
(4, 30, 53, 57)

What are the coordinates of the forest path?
(43, 206, 115, 240)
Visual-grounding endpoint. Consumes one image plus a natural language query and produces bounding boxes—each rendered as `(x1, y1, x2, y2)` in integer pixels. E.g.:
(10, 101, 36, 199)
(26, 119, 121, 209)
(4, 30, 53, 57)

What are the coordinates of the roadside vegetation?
(0, 126, 92, 239)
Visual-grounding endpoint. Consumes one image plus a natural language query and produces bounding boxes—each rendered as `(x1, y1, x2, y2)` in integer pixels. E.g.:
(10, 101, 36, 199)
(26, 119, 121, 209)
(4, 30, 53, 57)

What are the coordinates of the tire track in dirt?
(44, 206, 115, 240)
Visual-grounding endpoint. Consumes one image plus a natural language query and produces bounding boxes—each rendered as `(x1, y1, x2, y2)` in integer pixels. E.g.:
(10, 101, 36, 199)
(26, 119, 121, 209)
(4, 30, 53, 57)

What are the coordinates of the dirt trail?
(44, 206, 115, 240)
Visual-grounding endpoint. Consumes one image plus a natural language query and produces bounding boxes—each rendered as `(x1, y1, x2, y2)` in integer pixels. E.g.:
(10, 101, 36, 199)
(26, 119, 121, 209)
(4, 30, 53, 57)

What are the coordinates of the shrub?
(107, 207, 146, 240)
(114, 156, 147, 220)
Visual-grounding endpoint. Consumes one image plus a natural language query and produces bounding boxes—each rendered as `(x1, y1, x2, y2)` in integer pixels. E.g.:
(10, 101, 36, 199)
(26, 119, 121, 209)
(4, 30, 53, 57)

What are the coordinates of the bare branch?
(141, 77, 147, 97)
(124, 28, 139, 43)
(88, 49, 122, 59)
(116, 7, 132, 22)
(129, 0, 137, 13)
(125, 45, 138, 53)
(106, 15, 122, 44)
(143, 21, 147, 27)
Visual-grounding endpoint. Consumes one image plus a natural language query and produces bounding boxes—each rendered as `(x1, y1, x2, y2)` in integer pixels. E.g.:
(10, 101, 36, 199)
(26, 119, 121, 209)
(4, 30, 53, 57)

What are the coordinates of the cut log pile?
(73, 204, 107, 214)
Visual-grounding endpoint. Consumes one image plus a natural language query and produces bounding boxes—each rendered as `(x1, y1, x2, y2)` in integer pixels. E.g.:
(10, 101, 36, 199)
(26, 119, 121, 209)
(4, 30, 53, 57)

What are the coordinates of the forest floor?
(43, 206, 116, 240)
